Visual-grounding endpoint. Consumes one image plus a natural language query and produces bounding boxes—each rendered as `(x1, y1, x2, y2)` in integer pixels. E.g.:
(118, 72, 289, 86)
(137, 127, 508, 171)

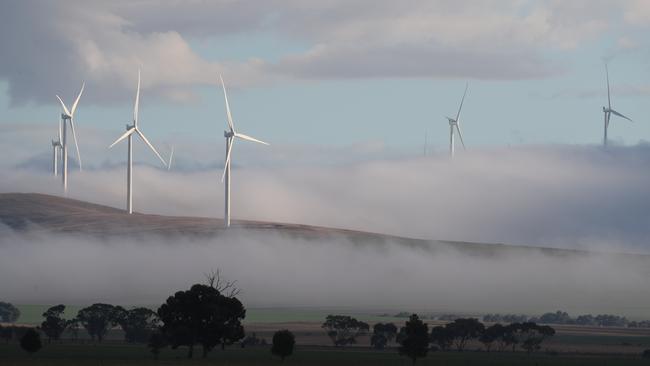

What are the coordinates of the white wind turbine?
(109, 70, 167, 214)
(602, 64, 632, 148)
(445, 83, 468, 158)
(55, 82, 84, 193)
(51, 118, 62, 176)
(220, 75, 269, 228)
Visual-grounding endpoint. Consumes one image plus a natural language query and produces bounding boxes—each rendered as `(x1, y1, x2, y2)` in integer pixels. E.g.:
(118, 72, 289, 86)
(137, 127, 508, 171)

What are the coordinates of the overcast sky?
(0, 0, 649, 150)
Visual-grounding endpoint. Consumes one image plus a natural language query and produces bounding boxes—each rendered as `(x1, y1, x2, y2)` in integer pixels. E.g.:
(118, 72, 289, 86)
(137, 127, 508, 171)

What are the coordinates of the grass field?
(1, 343, 649, 366)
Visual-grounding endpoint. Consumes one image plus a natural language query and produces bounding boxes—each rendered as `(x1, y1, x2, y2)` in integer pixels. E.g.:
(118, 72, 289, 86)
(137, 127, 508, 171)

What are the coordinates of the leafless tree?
(204, 268, 241, 297)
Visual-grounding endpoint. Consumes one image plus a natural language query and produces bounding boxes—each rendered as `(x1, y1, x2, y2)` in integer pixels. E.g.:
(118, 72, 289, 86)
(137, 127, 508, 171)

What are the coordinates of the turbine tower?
(445, 83, 468, 158)
(109, 70, 166, 214)
(51, 119, 62, 176)
(55, 82, 84, 193)
(220, 75, 269, 228)
(602, 64, 632, 148)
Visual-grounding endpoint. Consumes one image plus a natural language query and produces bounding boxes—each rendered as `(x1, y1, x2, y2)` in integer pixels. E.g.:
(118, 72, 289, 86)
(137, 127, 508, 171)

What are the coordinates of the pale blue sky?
(1, 1, 649, 155)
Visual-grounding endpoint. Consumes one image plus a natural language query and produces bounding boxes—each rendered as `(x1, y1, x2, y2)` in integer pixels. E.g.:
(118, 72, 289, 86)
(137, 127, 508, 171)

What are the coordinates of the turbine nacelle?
(224, 130, 234, 138)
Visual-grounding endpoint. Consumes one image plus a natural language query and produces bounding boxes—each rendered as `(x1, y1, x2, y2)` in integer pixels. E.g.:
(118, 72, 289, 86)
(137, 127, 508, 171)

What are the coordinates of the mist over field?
(2, 126, 650, 316)
(1, 224, 650, 317)
(1, 125, 650, 249)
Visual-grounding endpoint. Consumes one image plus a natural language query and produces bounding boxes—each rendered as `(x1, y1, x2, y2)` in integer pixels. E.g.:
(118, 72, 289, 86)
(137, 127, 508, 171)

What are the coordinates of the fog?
(2, 128, 650, 317)
(2, 140, 650, 250)
(2, 225, 650, 318)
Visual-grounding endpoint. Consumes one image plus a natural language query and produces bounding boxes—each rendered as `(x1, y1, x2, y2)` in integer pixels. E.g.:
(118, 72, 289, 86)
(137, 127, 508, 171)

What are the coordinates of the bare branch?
(204, 268, 241, 297)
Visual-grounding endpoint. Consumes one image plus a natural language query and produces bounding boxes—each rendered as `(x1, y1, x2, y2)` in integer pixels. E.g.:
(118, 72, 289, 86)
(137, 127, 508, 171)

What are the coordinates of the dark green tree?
(517, 322, 555, 354)
(20, 329, 42, 354)
(398, 314, 429, 365)
(479, 323, 504, 352)
(429, 325, 453, 351)
(446, 318, 485, 351)
(0, 325, 13, 343)
(271, 329, 295, 361)
(321, 315, 369, 347)
(157, 284, 246, 359)
(371, 322, 398, 349)
(120, 307, 160, 343)
(76, 303, 127, 342)
(41, 304, 67, 342)
(65, 318, 80, 342)
(0, 301, 20, 323)
(148, 331, 168, 359)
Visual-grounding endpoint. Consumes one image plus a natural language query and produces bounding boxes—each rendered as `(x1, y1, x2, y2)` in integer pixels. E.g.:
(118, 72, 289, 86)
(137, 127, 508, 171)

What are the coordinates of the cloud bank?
(1, 0, 649, 105)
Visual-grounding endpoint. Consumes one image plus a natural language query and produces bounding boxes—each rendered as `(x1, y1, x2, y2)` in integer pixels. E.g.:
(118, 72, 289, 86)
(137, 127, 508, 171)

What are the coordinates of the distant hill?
(0, 193, 646, 260)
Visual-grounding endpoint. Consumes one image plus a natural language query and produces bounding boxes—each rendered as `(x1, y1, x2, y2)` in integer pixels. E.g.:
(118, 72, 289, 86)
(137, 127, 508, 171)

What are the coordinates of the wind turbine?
(445, 83, 468, 158)
(602, 64, 632, 148)
(55, 82, 84, 193)
(220, 75, 269, 228)
(51, 119, 62, 176)
(109, 70, 166, 214)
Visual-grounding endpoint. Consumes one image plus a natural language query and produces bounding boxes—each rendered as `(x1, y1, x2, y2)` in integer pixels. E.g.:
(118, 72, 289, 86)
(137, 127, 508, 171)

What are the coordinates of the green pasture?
(0, 343, 648, 366)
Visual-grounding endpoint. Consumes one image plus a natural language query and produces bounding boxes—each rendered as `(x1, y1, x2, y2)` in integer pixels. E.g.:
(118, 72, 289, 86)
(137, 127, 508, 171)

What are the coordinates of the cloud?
(1, 0, 645, 106)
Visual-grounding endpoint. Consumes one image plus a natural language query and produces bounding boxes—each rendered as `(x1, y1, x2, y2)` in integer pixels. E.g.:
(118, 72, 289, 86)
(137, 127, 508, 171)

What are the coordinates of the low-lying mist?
(3, 142, 650, 250)
(1, 225, 650, 318)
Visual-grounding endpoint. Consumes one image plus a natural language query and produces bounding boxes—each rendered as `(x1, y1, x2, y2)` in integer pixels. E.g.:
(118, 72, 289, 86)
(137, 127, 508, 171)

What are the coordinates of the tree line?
(321, 314, 556, 364)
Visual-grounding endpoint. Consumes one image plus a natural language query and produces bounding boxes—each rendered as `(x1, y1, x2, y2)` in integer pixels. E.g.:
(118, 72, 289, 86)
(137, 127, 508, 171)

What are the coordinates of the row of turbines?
(428, 64, 633, 156)
(49, 64, 633, 228)
(50, 70, 266, 227)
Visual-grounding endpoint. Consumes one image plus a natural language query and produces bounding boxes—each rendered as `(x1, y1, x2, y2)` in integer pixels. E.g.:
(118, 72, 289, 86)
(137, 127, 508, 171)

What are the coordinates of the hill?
(0, 193, 645, 259)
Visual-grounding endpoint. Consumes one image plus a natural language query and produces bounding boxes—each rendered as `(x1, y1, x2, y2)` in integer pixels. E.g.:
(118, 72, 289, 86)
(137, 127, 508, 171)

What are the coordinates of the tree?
(0, 325, 13, 343)
(321, 315, 369, 347)
(148, 331, 168, 360)
(479, 323, 504, 352)
(446, 318, 485, 352)
(500, 323, 519, 352)
(158, 283, 246, 359)
(20, 329, 42, 354)
(120, 307, 160, 343)
(371, 323, 398, 349)
(271, 329, 295, 362)
(517, 322, 555, 354)
(0, 301, 20, 323)
(429, 325, 453, 351)
(41, 304, 67, 343)
(398, 314, 429, 365)
(76, 303, 127, 342)
(65, 318, 80, 342)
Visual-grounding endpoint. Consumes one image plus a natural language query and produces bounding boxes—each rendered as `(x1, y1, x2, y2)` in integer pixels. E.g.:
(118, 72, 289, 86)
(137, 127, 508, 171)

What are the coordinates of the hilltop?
(0, 193, 645, 260)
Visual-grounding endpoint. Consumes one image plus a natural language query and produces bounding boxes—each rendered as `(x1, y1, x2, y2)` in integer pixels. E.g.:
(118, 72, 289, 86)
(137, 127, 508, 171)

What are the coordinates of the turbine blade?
(134, 69, 141, 126)
(610, 109, 633, 122)
(168, 145, 174, 170)
(605, 63, 611, 109)
(456, 124, 466, 150)
(221, 137, 234, 182)
(455, 82, 468, 123)
(56, 95, 71, 117)
(70, 81, 85, 116)
(220, 75, 235, 132)
(234, 132, 269, 145)
(135, 128, 166, 166)
(69, 119, 82, 170)
(58, 118, 62, 142)
(108, 128, 136, 148)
